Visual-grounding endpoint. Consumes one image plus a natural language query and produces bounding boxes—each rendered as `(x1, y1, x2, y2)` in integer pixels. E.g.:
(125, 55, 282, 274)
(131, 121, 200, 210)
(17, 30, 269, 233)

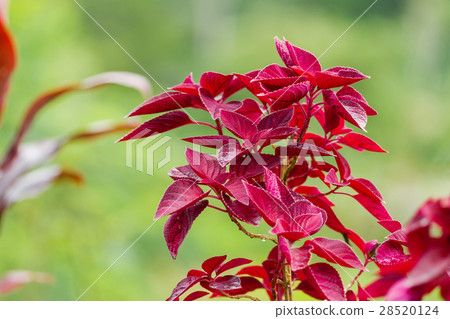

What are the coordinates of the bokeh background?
(0, 0, 449, 300)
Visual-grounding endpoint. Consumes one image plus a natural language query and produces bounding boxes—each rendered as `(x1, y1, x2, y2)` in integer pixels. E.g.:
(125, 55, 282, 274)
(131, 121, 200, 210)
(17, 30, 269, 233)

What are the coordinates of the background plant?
(0, 0, 150, 297)
(120, 37, 450, 301)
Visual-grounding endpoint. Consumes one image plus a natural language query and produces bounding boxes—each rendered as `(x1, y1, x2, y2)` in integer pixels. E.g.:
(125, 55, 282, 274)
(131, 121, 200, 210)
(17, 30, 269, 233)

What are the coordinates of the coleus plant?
(120, 37, 450, 301)
(0, 0, 150, 295)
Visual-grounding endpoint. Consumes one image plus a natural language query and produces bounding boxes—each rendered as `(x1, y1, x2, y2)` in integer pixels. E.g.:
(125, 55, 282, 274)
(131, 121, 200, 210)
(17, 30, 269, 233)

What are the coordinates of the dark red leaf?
(199, 88, 241, 120)
(222, 193, 260, 225)
(230, 153, 280, 179)
(243, 182, 290, 227)
(216, 258, 252, 275)
(185, 148, 225, 181)
(127, 92, 198, 117)
(118, 111, 193, 141)
(235, 99, 264, 124)
(202, 255, 227, 275)
(349, 178, 384, 202)
(169, 73, 200, 96)
(200, 72, 233, 97)
(209, 275, 241, 291)
(184, 290, 209, 301)
(303, 263, 346, 301)
(164, 200, 208, 259)
(236, 266, 268, 279)
(154, 179, 208, 219)
(182, 135, 240, 149)
(167, 276, 203, 301)
(257, 107, 293, 131)
(220, 109, 258, 141)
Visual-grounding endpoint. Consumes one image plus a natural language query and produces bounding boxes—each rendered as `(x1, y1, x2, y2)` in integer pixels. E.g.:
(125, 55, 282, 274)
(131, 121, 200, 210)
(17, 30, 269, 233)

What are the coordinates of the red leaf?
(225, 276, 264, 295)
(199, 88, 241, 120)
(252, 63, 300, 87)
(349, 178, 384, 202)
(200, 72, 233, 97)
(323, 89, 367, 131)
(216, 258, 252, 275)
(303, 263, 346, 301)
(276, 142, 334, 158)
(229, 153, 280, 179)
(217, 141, 245, 167)
(243, 182, 290, 226)
(164, 200, 208, 259)
(168, 165, 200, 182)
(358, 275, 403, 301)
(235, 99, 264, 123)
(220, 109, 258, 141)
(257, 107, 293, 131)
(260, 83, 309, 111)
(202, 255, 227, 275)
(305, 237, 366, 271)
(154, 179, 208, 219)
(316, 67, 369, 90)
(182, 135, 240, 149)
(324, 168, 350, 186)
(167, 276, 203, 301)
(291, 245, 313, 271)
(209, 275, 241, 291)
(0, 1, 16, 121)
(338, 132, 387, 153)
(337, 85, 377, 116)
(222, 193, 260, 225)
(236, 266, 268, 279)
(185, 148, 225, 181)
(332, 148, 352, 181)
(169, 73, 200, 96)
(127, 92, 198, 117)
(184, 290, 209, 301)
(118, 111, 193, 141)
(263, 167, 302, 206)
(375, 241, 412, 268)
(353, 193, 392, 221)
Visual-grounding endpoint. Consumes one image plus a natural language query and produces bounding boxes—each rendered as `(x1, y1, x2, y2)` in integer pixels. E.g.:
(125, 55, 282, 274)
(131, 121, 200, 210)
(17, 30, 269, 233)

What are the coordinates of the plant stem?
(228, 214, 278, 244)
(221, 291, 260, 301)
(282, 262, 294, 301)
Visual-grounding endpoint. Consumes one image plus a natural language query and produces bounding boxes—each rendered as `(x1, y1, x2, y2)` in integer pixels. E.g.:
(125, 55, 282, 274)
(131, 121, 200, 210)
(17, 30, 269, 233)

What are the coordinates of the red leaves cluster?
(120, 37, 448, 301)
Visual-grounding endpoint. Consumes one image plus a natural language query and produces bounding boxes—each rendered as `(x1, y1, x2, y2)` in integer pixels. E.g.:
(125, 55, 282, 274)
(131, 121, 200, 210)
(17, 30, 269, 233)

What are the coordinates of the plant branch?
(221, 291, 260, 301)
(282, 262, 294, 301)
(228, 214, 278, 244)
(208, 204, 228, 213)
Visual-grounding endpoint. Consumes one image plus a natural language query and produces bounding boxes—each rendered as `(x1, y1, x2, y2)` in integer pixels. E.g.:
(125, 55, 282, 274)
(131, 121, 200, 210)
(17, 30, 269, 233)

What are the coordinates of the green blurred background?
(0, 0, 449, 300)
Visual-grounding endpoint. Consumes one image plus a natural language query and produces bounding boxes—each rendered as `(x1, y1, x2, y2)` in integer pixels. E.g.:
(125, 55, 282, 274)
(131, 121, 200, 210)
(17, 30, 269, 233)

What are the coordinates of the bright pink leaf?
(305, 237, 366, 271)
(169, 73, 200, 96)
(353, 193, 392, 222)
(252, 63, 300, 87)
(209, 275, 241, 291)
(349, 178, 384, 202)
(338, 132, 387, 153)
(291, 245, 313, 272)
(337, 85, 377, 116)
(222, 193, 260, 225)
